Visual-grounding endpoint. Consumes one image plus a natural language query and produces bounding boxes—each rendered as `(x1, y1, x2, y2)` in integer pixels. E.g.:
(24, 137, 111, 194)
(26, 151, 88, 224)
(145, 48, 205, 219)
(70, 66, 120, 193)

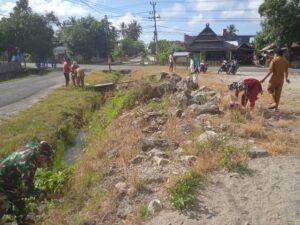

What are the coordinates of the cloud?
(29, 0, 89, 18)
(109, 12, 142, 29)
(0, 0, 90, 19)
(160, 3, 185, 18)
(188, 14, 204, 26)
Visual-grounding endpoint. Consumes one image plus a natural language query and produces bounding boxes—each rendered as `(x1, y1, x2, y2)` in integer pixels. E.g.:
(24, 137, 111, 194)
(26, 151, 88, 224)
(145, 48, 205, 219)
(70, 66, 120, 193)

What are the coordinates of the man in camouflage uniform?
(0, 141, 54, 225)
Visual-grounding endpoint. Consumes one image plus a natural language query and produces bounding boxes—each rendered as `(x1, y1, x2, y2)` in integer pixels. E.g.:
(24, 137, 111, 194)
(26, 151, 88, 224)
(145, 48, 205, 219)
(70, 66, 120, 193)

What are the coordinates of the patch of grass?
(168, 170, 204, 210)
(0, 88, 100, 162)
(85, 70, 120, 85)
(221, 145, 248, 173)
(138, 204, 149, 221)
(130, 172, 145, 191)
(147, 94, 173, 112)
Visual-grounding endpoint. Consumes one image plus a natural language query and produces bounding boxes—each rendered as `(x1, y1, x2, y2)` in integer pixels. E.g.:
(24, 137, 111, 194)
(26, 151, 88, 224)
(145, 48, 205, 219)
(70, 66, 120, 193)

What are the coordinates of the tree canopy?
(254, 0, 300, 50)
(0, 0, 57, 60)
(227, 24, 238, 34)
(58, 16, 118, 62)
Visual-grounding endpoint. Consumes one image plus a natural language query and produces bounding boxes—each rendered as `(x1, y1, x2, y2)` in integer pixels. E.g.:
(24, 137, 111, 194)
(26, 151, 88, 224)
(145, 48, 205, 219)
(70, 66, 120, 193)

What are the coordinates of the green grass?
(147, 94, 173, 112)
(138, 205, 149, 221)
(168, 170, 204, 210)
(0, 88, 101, 167)
(85, 70, 120, 85)
(221, 145, 249, 174)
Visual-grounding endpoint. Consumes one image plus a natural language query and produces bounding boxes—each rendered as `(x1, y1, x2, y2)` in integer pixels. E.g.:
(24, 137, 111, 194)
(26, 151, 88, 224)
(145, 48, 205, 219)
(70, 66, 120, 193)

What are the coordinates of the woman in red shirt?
(228, 78, 263, 111)
(63, 58, 71, 86)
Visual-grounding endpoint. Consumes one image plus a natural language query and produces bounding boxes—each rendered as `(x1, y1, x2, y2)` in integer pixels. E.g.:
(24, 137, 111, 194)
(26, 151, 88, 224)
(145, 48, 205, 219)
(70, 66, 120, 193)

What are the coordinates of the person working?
(260, 48, 290, 110)
(0, 141, 54, 225)
(228, 78, 263, 111)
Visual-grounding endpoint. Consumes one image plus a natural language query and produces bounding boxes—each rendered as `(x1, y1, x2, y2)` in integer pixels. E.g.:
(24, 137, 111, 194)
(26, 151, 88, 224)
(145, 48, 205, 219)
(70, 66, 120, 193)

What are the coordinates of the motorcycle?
(228, 60, 239, 75)
(199, 61, 208, 73)
(217, 60, 230, 74)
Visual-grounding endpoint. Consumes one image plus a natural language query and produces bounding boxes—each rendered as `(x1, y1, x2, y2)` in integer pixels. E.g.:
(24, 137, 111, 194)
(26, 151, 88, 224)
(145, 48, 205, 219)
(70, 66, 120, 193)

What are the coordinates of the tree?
(227, 24, 238, 34)
(58, 16, 118, 62)
(257, 0, 300, 48)
(119, 22, 127, 39)
(112, 38, 145, 59)
(126, 20, 142, 41)
(0, 0, 57, 61)
(148, 40, 185, 65)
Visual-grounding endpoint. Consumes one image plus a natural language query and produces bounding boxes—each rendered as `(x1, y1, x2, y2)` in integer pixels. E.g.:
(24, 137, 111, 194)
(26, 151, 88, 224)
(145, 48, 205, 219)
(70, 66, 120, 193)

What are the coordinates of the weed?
(168, 170, 204, 210)
(138, 205, 149, 221)
(34, 168, 71, 194)
(130, 172, 145, 191)
(221, 145, 248, 173)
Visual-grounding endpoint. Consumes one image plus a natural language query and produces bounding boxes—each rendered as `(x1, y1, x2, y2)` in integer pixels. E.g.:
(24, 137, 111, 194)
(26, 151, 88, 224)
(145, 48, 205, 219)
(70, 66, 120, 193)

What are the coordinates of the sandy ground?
(147, 155, 300, 225)
(146, 71, 300, 225)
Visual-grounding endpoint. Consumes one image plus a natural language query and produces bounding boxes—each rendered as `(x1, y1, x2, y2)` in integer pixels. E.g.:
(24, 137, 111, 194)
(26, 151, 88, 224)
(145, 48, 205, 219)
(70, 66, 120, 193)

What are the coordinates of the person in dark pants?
(0, 141, 54, 225)
(63, 58, 71, 87)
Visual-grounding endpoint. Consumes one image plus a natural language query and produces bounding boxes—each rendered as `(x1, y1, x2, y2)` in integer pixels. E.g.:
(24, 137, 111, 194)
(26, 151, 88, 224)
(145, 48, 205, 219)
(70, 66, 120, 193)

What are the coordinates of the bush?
(168, 170, 203, 210)
(34, 168, 71, 194)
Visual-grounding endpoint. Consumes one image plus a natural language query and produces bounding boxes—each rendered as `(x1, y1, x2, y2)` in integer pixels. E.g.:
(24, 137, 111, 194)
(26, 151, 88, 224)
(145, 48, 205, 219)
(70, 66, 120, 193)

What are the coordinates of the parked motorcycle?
(217, 60, 230, 74)
(228, 59, 239, 75)
(199, 61, 208, 73)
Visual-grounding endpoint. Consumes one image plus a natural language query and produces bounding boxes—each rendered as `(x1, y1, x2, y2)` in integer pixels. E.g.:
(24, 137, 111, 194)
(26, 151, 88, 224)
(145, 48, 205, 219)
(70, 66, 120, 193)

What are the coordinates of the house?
(260, 42, 300, 68)
(184, 24, 254, 64)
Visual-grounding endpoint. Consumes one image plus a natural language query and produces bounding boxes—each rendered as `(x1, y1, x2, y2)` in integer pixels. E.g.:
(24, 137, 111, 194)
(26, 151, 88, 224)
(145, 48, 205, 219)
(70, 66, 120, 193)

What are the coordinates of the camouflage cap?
(37, 141, 55, 158)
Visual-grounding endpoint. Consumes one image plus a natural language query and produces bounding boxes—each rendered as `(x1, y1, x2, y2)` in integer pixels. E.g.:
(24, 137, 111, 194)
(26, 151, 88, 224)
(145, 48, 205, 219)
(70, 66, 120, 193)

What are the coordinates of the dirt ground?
(146, 70, 300, 225)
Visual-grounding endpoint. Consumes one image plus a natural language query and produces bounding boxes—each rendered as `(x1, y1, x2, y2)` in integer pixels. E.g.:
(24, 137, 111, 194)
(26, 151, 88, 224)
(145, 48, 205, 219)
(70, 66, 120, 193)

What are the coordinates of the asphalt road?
(0, 64, 299, 115)
(0, 71, 64, 115)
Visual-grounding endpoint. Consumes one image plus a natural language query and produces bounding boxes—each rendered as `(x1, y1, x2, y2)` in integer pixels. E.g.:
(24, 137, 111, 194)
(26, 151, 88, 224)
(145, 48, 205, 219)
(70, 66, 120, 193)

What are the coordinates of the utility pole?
(149, 2, 159, 62)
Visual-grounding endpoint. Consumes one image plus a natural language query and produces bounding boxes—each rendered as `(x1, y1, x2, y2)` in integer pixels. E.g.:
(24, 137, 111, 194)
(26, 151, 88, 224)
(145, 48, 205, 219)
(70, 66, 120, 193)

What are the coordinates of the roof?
(185, 24, 238, 51)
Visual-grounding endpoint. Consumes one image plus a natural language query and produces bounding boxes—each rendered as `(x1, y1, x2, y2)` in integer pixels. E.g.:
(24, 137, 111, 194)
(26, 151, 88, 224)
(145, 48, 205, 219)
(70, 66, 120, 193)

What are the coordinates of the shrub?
(167, 170, 203, 210)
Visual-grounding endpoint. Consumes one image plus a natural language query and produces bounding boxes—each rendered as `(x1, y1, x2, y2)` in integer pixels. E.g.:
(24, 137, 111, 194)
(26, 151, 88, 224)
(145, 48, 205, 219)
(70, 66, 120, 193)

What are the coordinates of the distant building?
(184, 24, 254, 64)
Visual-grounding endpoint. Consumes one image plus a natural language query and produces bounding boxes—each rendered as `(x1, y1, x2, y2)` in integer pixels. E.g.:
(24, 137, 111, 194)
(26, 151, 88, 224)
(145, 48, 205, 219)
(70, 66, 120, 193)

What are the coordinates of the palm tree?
(119, 22, 127, 39)
(227, 24, 238, 34)
(127, 20, 142, 41)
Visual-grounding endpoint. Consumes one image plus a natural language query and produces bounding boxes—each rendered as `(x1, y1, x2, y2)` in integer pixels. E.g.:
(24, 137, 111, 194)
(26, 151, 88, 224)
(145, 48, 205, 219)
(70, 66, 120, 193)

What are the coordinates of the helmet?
(37, 141, 55, 159)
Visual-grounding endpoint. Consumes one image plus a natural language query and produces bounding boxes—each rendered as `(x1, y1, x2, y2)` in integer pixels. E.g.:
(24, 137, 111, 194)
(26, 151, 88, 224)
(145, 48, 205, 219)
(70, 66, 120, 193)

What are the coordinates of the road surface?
(0, 71, 64, 115)
(0, 65, 299, 116)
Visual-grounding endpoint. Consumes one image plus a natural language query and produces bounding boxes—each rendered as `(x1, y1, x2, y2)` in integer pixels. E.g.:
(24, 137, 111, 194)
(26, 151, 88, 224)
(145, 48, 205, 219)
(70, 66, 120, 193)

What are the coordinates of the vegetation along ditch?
(0, 70, 138, 223)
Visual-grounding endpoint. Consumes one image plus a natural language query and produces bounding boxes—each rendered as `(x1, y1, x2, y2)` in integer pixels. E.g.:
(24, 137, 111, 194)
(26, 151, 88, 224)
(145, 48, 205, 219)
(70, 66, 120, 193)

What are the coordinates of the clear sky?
(0, 0, 264, 43)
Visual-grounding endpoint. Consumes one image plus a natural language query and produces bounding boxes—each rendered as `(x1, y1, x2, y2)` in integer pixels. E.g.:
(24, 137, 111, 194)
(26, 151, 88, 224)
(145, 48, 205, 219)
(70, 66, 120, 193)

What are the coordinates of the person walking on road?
(63, 58, 71, 87)
(169, 51, 175, 73)
(260, 48, 290, 110)
(0, 141, 54, 225)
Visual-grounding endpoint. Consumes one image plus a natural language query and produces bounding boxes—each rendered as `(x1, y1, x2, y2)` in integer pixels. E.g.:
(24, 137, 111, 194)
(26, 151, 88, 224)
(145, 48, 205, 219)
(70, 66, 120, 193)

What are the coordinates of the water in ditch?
(63, 129, 86, 166)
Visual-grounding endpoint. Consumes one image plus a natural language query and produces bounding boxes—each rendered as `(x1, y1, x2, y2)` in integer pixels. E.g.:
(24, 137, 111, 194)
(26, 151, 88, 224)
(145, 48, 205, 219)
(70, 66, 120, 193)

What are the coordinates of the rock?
(148, 199, 162, 214)
(176, 78, 198, 92)
(148, 148, 170, 158)
(247, 146, 269, 159)
(129, 155, 147, 165)
(197, 131, 219, 143)
(183, 103, 220, 117)
(190, 92, 207, 105)
(172, 91, 191, 108)
(156, 72, 169, 81)
(199, 86, 211, 92)
(170, 108, 183, 117)
(138, 138, 179, 152)
(127, 187, 137, 196)
(142, 126, 159, 133)
(181, 155, 197, 165)
(153, 156, 170, 166)
(205, 121, 212, 130)
(115, 182, 127, 194)
(169, 73, 182, 83)
(174, 147, 184, 156)
(117, 199, 133, 218)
